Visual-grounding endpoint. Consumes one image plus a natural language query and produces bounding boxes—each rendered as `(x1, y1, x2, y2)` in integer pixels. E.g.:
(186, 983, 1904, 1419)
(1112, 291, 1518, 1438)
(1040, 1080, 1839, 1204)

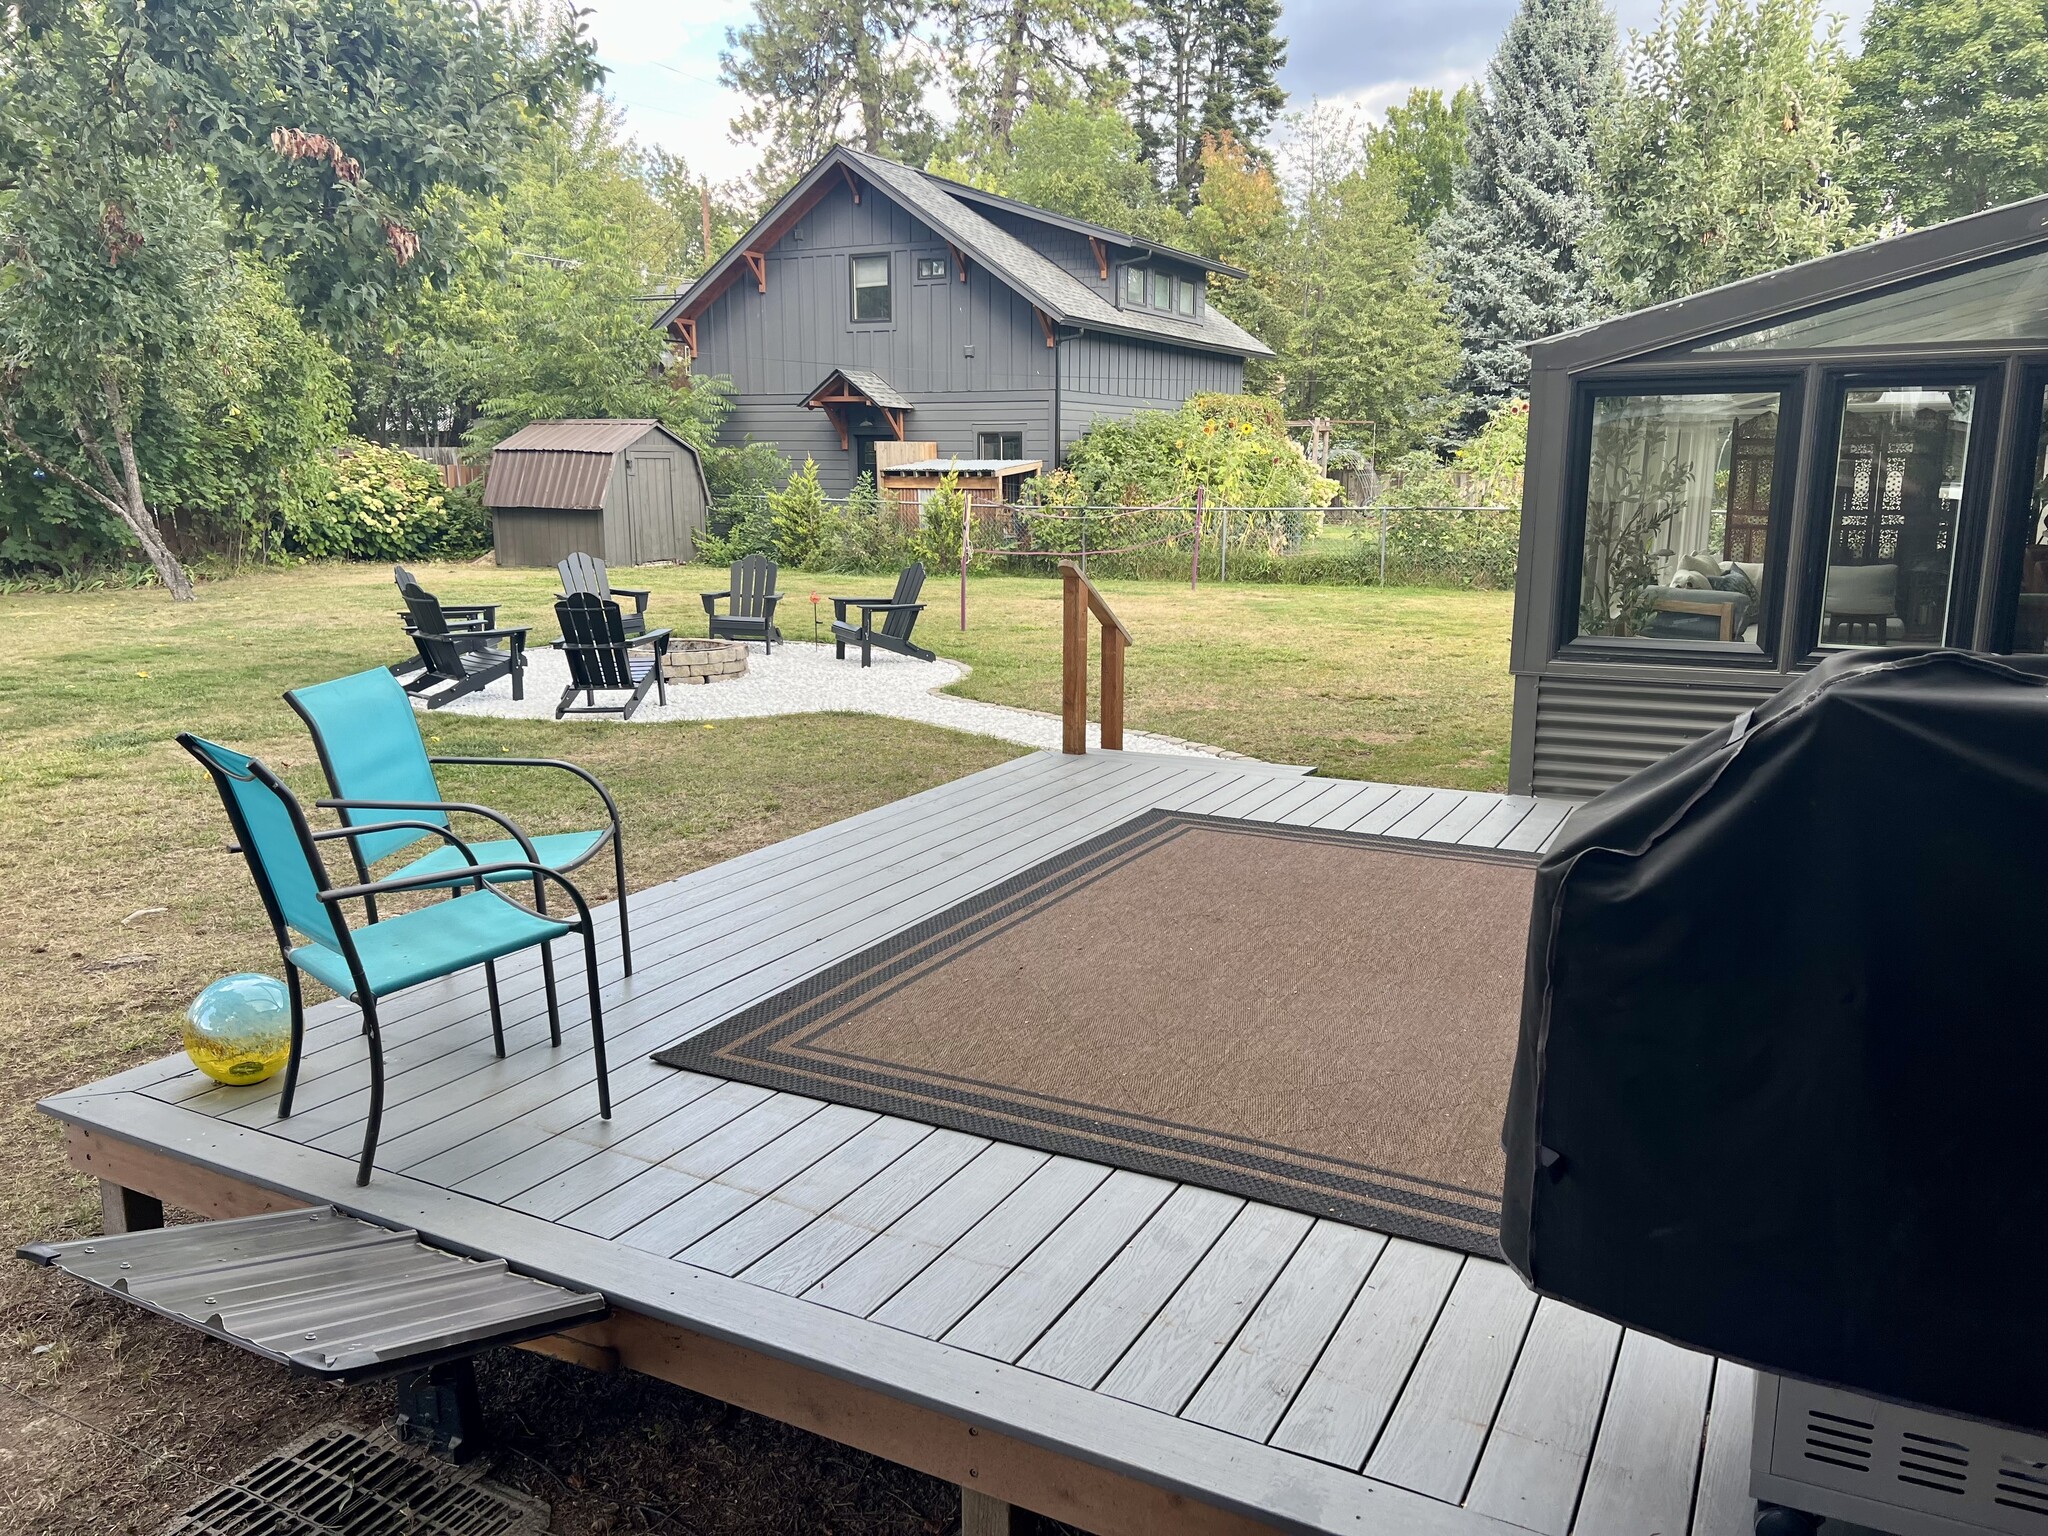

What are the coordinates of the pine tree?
(1431, 0, 1617, 430)
(1119, 0, 1287, 208)
(721, 0, 934, 193)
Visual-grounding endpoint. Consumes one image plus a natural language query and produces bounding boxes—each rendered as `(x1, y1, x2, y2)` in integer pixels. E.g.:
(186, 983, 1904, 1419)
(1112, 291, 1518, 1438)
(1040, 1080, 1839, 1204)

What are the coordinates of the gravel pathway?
(421, 640, 1230, 757)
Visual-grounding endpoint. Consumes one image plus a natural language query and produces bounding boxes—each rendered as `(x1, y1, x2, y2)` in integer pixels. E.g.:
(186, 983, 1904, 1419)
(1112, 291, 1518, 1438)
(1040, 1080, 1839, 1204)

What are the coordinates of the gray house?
(655, 146, 1273, 496)
(1509, 194, 2048, 798)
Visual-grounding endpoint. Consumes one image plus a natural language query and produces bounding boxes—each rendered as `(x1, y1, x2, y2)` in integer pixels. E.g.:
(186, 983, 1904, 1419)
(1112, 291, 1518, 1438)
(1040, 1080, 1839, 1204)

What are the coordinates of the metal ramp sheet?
(20, 1206, 605, 1380)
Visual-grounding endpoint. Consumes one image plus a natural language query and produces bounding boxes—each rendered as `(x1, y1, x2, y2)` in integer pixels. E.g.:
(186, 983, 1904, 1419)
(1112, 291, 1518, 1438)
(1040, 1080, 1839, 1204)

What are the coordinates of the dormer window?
(1121, 264, 1201, 316)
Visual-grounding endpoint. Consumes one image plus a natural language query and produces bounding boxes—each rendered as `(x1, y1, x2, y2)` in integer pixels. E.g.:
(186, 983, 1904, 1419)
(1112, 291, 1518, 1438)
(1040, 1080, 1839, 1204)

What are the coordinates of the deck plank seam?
(1153, 1205, 1318, 1419)
(1446, 1269, 1545, 1509)
(1554, 1317, 1628, 1535)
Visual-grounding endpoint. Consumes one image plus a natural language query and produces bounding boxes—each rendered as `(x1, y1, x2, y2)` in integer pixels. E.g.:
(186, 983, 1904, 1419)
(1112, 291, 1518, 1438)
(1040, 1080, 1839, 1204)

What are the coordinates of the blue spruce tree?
(1432, 0, 1617, 432)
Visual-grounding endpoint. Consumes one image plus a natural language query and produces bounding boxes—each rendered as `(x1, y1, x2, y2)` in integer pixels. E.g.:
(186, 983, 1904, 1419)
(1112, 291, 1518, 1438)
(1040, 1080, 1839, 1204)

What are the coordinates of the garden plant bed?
(661, 636, 749, 685)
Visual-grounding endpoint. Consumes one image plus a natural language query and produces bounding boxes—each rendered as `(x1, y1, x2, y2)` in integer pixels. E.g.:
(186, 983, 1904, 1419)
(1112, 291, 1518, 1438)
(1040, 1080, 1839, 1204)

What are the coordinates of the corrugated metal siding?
(494, 420, 658, 454)
(25, 1207, 603, 1379)
(485, 451, 614, 510)
(1531, 673, 1787, 799)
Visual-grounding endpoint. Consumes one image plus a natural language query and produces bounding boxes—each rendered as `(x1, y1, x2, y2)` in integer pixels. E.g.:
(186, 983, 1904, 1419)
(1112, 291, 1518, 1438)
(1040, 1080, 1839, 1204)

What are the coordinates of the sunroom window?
(1573, 390, 1782, 646)
(2009, 384, 2048, 653)
(1696, 247, 2048, 351)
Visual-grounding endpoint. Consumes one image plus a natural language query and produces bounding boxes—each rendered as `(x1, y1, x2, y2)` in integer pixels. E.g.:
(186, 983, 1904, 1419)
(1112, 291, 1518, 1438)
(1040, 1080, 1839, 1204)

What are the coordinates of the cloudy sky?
(590, 0, 1873, 186)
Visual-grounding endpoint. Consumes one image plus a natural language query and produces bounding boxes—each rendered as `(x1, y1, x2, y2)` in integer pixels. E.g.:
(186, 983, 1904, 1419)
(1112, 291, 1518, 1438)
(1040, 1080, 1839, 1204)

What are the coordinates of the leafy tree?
(723, 0, 935, 192)
(1364, 87, 1477, 231)
(1281, 158, 1462, 452)
(946, 0, 1130, 151)
(134, 0, 600, 341)
(1174, 131, 1293, 390)
(644, 150, 755, 279)
(1431, 0, 1617, 431)
(1596, 0, 1859, 307)
(1844, 0, 2048, 225)
(938, 100, 1163, 232)
(1119, 0, 1288, 207)
(0, 16, 226, 598)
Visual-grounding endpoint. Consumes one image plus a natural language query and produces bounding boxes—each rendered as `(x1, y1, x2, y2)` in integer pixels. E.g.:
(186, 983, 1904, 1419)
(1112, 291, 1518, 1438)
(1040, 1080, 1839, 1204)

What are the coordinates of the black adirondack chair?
(392, 565, 497, 677)
(831, 563, 934, 667)
(701, 554, 783, 653)
(401, 584, 529, 708)
(557, 551, 651, 637)
(554, 593, 672, 720)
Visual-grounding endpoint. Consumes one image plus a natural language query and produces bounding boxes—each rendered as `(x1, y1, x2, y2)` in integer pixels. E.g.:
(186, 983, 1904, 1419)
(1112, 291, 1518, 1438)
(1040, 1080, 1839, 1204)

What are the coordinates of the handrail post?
(1061, 563, 1088, 754)
(1100, 627, 1125, 750)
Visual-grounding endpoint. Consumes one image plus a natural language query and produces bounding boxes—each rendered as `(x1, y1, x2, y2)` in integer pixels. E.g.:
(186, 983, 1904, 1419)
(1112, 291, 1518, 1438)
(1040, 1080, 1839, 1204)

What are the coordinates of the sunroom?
(1508, 195, 2048, 797)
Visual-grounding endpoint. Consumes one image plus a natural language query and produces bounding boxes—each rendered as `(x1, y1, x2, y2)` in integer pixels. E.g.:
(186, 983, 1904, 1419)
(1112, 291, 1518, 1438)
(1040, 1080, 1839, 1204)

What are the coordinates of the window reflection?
(1820, 387, 1973, 647)
(1575, 392, 1780, 644)
(2011, 386, 2048, 654)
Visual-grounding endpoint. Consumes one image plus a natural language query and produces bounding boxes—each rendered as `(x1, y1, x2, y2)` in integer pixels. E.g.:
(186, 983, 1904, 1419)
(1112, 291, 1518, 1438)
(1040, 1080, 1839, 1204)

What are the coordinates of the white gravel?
(420, 638, 1229, 757)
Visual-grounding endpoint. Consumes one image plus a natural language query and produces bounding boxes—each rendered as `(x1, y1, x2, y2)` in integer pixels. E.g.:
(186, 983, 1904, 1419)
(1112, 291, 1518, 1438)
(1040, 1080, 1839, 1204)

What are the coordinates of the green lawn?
(0, 558, 1511, 1531)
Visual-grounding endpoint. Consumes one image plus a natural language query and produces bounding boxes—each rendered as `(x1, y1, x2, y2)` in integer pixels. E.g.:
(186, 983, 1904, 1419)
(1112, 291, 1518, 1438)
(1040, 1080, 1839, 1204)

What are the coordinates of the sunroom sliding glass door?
(2006, 378, 2048, 653)
(1818, 384, 1978, 648)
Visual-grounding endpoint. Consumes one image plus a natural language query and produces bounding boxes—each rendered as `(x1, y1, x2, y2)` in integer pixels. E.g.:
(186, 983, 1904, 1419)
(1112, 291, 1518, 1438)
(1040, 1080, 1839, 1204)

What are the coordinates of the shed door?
(624, 453, 676, 565)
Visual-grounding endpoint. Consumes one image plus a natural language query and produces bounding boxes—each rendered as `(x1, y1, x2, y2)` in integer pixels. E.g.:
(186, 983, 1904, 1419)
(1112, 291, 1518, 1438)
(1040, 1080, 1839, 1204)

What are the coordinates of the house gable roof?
(656, 145, 1273, 361)
(1528, 193, 2048, 372)
(920, 173, 1247, 279)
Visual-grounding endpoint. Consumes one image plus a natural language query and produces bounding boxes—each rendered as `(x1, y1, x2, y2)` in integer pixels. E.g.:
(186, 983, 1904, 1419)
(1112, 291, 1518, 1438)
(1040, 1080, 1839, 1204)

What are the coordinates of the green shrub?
(911, 470, 969, 575)
(815, 473, 912, 573)
(284, 443, 486, 560)
(770, 457, 827, 569)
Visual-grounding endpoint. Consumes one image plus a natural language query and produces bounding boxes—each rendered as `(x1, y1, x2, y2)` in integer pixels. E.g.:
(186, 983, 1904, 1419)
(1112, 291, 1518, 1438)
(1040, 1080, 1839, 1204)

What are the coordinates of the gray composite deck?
(45, 749, 1762, 1536)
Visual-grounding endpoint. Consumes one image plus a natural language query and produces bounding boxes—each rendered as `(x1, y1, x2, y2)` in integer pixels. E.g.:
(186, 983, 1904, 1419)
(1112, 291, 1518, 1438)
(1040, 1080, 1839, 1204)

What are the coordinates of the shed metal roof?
(484, 419, 698, 511)
(657, 146, 1274, 361)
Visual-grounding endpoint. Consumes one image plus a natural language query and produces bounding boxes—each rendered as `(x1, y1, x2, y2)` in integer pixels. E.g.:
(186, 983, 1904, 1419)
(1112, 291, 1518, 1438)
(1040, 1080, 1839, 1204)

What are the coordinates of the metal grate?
(160, 1423, 547, 1536)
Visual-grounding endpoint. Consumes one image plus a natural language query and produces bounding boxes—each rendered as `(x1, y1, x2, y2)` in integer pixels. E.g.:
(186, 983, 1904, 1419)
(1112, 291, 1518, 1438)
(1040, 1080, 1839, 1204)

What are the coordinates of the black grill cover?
(1503, 649, 2048, 1432)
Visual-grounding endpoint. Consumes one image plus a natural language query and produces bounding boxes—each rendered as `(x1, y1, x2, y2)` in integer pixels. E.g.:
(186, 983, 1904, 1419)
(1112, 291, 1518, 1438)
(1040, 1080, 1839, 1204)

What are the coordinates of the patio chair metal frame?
(400, 584, 529, 709)
(557, 551, 651, 638)
(554, 592, 672, 721)
(179, 734, 611, 1186)
(701, 554, 783, 654)
(831, 562, 934, 667)
(285, 666, 639, 977)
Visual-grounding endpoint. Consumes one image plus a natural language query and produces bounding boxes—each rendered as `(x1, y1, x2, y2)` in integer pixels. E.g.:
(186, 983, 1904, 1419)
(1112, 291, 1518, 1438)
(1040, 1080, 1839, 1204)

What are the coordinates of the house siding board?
(1528, 674, 1784, 799)
(1059, 336, 1244, 450)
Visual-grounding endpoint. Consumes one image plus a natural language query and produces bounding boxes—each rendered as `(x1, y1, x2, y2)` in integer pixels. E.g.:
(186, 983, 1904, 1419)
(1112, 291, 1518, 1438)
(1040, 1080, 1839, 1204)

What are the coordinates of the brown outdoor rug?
(652, 809, 1539, 1255)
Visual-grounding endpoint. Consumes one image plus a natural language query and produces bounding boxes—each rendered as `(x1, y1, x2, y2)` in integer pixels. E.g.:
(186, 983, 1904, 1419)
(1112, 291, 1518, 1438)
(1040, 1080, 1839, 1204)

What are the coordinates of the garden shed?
(1509, 193, 2048, 797)
(485, 419, 708, 568)
(878, 457, 1042, 526)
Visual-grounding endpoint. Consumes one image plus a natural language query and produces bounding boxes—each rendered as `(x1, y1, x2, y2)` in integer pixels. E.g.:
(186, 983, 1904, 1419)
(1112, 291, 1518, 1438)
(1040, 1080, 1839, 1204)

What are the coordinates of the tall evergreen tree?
(1118, 0, 1287, 208)
(722, 0, 934, 192)
(1843, 0, 2048, 226)
(1431, 0, 1616, 429)
(945, 0, 1129, 152)
(1596, 0, 1858, 308)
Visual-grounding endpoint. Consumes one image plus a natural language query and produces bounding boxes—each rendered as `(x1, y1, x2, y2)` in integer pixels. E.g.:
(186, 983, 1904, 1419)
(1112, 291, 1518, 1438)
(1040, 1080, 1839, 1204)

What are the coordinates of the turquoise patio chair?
(284, 668, 637, 998)
(179, 734, 611, 1186)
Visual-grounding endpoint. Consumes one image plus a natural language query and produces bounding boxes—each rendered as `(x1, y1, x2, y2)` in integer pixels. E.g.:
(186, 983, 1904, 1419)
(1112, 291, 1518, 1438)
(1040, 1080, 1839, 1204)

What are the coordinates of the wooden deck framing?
(43, 750, 1762, 1536)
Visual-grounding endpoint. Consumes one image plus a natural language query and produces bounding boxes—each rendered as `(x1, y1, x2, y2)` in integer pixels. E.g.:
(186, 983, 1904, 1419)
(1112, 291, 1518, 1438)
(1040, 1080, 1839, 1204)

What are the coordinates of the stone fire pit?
(662, 637, 750, 685)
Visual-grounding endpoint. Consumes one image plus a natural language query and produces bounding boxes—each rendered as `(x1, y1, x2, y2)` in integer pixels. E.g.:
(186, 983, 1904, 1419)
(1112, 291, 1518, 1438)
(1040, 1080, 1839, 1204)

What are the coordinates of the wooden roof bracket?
(670, 315, 697, 360)
(884, 406, 905, 440)
(1035, 308, 1058, 348)
(839, 165, 861, 204)
(825, 403, 848, 451)
(742, 250, 767, 293)
(946, 242, 969, 282)
(1088, 236, 1109, 281)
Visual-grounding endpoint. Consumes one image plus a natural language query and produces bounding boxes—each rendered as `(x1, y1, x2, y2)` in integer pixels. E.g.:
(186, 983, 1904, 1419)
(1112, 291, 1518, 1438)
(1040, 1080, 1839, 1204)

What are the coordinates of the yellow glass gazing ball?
(184, 973, 292, 1085)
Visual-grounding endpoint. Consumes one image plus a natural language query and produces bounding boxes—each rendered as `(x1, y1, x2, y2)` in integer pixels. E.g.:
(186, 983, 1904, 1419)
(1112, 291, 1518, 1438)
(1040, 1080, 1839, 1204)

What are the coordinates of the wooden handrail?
(1059, 561, 1132, 754)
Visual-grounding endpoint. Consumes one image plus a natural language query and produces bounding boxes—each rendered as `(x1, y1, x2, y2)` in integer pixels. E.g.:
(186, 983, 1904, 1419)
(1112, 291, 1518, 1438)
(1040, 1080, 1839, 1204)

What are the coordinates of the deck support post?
(99, 1180, 163, 1235)
(395, 1357, 486, 1463)
(1062, 564, 1088, 754)
(959, 1486, 1015, 1535)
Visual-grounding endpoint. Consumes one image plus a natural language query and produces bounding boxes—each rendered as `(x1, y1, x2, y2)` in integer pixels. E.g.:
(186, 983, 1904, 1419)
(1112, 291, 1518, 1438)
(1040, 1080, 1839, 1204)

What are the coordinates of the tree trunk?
(96, 373, 195, 601)
(989, 0, 1030, 149)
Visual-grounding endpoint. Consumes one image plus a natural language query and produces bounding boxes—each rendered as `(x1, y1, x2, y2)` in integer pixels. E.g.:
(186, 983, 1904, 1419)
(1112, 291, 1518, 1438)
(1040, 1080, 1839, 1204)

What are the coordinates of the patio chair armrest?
(315, 796, 543, 865)
(830, 595, 893, 619)
(635, 628, 673, 652)
(428, 756, 624, 835)
(847, 601, 925, 615)
(700, 591, 730, 613)
(321, 861, 595, 923)
(305, 819, 484, 865)
(441, 604, 498, 622)
(610, 586, 652, 606)
(460, 626, 529, 644)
